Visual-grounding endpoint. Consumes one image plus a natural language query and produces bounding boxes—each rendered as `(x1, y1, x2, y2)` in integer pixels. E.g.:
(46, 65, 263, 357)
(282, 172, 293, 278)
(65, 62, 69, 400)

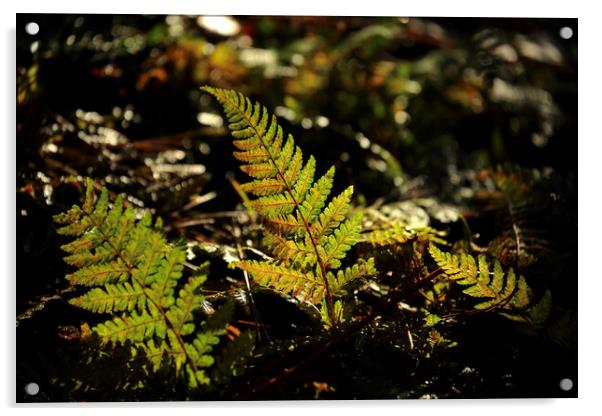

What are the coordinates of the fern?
(358, 202, 449, 247)
(202, 86, 376, 327)
(482, 165, 555, 269)
(428, 243, 533, 318)
(54, 178, 254, 389)
(361, 223, 447, 247)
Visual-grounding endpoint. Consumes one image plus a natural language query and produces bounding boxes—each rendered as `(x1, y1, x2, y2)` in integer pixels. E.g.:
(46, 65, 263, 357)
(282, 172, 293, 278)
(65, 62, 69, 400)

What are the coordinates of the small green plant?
(202, 86, 377, 327)
(428, 243, 550, 324)
(54, 179, 254, 389)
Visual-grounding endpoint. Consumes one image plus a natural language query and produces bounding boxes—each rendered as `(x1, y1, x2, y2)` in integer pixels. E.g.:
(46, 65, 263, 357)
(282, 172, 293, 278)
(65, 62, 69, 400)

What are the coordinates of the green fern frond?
(428, 243, 533, 317)
(203, 86, 376, 326)
(360, 221, 447, 247)
(54, 179, 254, 389)
(232, 260, 326, 304)
(320, 211, 363, 270)
(262, 214, 306, 236)
(360, 222, 414, 246)
(70, 282, 147, 313)
(328, 258, 377, 295)
(262, 231, 315, 267)
(311, 186, 354, 239)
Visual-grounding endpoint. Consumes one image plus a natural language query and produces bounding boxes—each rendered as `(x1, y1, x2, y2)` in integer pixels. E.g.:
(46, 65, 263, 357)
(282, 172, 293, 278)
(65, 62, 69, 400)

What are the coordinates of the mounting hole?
(25, 22, 40, 36)
(25, 22, 40, 35)
(559, 26, 573, 40)
(559, 378, 574, 391)
(24, 382, 39, 396)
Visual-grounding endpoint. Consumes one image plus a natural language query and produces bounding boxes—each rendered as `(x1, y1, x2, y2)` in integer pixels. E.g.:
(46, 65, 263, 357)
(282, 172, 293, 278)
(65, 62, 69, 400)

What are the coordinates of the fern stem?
(420, 267, 444, 285)
(219, 93, 338, 327)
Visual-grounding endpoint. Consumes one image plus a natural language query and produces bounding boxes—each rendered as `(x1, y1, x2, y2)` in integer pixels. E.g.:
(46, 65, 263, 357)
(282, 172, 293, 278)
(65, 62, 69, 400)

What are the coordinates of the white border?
(9, 0, 582, 17)
(3, 1, 598, 415)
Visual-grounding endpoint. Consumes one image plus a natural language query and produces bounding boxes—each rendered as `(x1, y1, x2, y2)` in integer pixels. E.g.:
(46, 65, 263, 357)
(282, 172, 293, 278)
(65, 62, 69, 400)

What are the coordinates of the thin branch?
(16, 287, 76, 326)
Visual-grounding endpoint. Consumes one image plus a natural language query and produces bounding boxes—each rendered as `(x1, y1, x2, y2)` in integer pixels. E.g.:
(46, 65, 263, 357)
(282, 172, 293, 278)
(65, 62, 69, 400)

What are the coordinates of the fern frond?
(297, 167, 335, 224)
(320, 212, 363, 270)
(150, 246, 187, 308)
(360, 222, 414, 246)
(428, 243, 533, 316)
(262, 214, 306, 236)
(203, 86, 376, 326)
(523, 290, 552, 326)
(54, 179, 253, 389)
(70, 282, 147, 313)
(66, 261, 131, 286)
(311, 186, 354, 239)
(166, 274, 208, 335)
(477, 165, 559, 269)
(359, 209, 448, 247)
(328, 258, 377, 295)
(95, 307, 166, 344)
(262, 231, 316, 267)
(232, 260, 326, 304)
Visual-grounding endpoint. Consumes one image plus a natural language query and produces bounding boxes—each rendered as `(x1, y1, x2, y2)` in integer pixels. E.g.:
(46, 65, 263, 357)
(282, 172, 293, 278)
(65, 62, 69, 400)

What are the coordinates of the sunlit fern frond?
(202, 87, 376, 327)
(360, 223, 447, 247)
(358, 201, 449, 247)
(54, 178, 255, 389)
(428, 243, 543, 320)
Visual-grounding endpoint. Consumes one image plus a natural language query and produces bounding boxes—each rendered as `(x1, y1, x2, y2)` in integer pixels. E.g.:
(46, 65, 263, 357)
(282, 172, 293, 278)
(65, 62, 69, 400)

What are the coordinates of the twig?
(16, 287, 76, 326)
(164, 211, 247, 231)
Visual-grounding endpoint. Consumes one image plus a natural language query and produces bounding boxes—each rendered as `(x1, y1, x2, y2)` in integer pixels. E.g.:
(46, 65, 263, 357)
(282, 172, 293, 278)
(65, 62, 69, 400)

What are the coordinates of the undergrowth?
(47, 87, 564, 399)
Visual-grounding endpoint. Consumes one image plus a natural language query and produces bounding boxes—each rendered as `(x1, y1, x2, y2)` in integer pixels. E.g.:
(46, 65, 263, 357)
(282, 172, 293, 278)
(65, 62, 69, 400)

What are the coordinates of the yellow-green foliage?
(428, 243, 532, 316)
(428, 243, 553, 326)
(202, 87, 376, 326)
(54, 179, 254, 389)
(361, 223, 447, 246)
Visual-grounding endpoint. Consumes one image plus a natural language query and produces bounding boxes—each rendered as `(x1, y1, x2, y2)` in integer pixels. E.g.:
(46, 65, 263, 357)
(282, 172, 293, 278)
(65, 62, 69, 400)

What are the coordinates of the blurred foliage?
(16, 15, 576, 401)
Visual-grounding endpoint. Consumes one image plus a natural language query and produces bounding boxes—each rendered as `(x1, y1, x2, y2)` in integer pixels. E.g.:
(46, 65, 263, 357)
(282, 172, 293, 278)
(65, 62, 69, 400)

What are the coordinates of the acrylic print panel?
(16, 14, 577, 401)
